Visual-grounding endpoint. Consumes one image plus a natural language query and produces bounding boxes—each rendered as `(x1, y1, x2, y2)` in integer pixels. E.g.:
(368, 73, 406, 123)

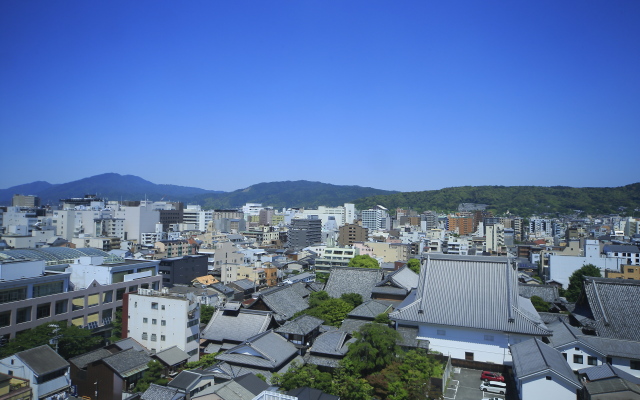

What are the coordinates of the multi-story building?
(158, 255, 208, 287)
(12, 195, 40, 208)
(361, 206, 390, 231)
(154, 240, 197, 258)
(338, 223, 368, 247)
(485, 224, 506, 255)
(287, 218, 322, 251)
(115, 202, 161, 243)
(125, 288, 200, 361)
(314, 247, 358, 272)
(446, 214, 475, 236)
(0, 248, 161, 341)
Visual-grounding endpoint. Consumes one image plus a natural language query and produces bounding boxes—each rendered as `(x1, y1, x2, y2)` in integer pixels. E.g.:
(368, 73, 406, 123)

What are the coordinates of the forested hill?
(353, 183, 640, 216)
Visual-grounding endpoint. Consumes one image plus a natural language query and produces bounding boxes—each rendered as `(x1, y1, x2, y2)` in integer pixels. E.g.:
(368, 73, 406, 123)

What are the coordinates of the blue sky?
(1, 1, 639, 192)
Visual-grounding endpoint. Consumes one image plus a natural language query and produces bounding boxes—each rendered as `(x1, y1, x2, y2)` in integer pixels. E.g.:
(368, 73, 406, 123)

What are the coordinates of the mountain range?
(2, 174, 639, 216)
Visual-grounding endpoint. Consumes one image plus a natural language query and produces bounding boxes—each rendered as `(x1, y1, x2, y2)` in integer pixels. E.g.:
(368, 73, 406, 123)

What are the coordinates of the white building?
(126, 288, 200, 362)
(361, 206, 390, 231)
(549, 240, 628, 287)
(115, 202, 160, 243)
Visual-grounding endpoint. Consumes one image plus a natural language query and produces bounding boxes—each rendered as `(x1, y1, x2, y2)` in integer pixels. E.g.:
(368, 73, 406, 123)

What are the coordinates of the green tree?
(108, 309, 123, 343)
(272, 362, 333, 392)
(200, 305, 215, 325)
(183, 352, 219, 370)
(344, 323, 401, 375)
(0, 321, 102, 359)
(565, 264, 602, 302)
(308, 290, 330, 307)
(348, 255, 380, 269)
(340, 293, 363, 308)
(307, 298, 353, 326)
(530, 295, 550, 312)
(373, 312, 391, 324)
(134, 361, 168, 392)
(407, 258, 421, 274)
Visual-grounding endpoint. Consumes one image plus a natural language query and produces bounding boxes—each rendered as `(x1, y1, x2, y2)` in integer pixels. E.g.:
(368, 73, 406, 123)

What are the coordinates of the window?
(16, 307, 31, 324)
(152, 319, 157, 325)
(33, 281, 64, 298)
(187, 319, 198, 328)
(161, 305, 165, 310)
(437, 329, 446, 336)
(0, 311, 11, 328)
(116, 288, 125, 300)
(161, 335, 166, 341)
(187, 333, 199, 343)
(151, 334, 157, 342)
(87, 294, 99, 308)
(573, 355, 583, 364)
(142, 332, 148, 340)
(631, 360, 640, 370)
(187, 349, 198, 356)
(72, 296, 84, 311)
(36, 303, 51, 319)
(607, 357, 613, 365)
(151, 303, 158, 310)
(588, 356, 598, 366)
(129, 285, 138, 293)
(0, 287, 27, 304)
(465, 352, 474, 361)
(55, 300, 68, 315)
(484, 335, 494, 342)
(546, 376, 552, 380)
(161, 320, 166, 326)
(143, 318, 148, 323)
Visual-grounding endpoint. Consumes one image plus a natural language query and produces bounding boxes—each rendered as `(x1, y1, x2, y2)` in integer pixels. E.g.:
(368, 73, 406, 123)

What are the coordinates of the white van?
(479, 381, 506, 394)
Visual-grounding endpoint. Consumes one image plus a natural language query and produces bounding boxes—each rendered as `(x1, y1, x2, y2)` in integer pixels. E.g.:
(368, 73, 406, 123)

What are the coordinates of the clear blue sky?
(1, 1, 639, 192)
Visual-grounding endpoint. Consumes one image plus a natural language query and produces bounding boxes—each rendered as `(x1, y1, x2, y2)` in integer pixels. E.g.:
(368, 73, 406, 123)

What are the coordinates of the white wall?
(519, 373, 578, 400)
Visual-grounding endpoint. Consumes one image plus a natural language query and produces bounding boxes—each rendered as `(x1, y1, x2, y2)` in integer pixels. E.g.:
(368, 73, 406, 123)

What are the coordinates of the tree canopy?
(200, 305, 215, 325)
(344, 323, 401, 375)
(0, 321, 102, 359)
(565, 264, 602, 302)
(134, 361, 168, 392)
(348, 255, 380, 269)
(407, 258, 421, 274)
(530, 295, 550, 312)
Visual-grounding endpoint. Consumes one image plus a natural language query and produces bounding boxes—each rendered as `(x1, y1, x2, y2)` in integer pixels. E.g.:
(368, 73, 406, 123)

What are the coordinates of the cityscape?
(2, 1, 640, 400)
(0, 180, 639, 400)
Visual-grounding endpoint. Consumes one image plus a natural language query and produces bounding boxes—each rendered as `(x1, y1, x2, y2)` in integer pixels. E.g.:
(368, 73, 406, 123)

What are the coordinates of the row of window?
(141, 332, 166, 341)
(142, 318, 167, 326)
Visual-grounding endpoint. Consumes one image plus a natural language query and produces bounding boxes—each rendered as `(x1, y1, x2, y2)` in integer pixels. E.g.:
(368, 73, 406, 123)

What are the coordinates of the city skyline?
(2, 1, 639, 192)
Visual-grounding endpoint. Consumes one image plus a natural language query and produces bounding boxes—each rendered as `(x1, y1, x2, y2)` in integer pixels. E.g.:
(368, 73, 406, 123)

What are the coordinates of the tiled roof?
(383, 266, 419, 291)
(584, 377, 640, 397)
(209, 356, 305, 385)
(112, 338, 149, 353)
(389, 254, 551, 336)
(275, 315, 324, 336)
(69, 348, 113, 369)
(545, 318, 589, 349)
(371, 286, 407, 296)
(575, 277, 640, 341)
(578, 363, 640, 384)
(324, 267, 384, 300)
(201, 309, 273, 343)
(141, 383, 183, 400)
(230, 279, 256, 291)
(16, 345, 69, 376)
(603, 245, 640, 253)
(289, 282, 313, 298)
(103, 348, 153, 378)
(167, 370, 215, 391)
(510, 338, 581, 388)
(347, 300, 392, 319)
(233, 373, 270, 396)
(154, 346, 190, 367)
(193, 380, 254, 400)
(258, 285, 310, 322)
(396, 325, 429, 349)
(308, 330, 353, 357)
(287, 386, 339, 400)
(215, 331, 298, 370)
(518, 284, 560, 303)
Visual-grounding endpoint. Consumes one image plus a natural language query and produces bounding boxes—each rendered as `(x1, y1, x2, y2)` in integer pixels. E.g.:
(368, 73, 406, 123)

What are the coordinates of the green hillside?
(353, 183, 640, 216)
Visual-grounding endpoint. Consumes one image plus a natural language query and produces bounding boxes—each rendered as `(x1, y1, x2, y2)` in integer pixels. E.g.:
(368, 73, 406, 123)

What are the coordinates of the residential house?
(192, 373, 269, 400)
(247, 285, 309, 324)
(167, 370, 216, 400)
(511, 338, 582, 400)
(389, 254, 552, 364)
(200, 306, 275, 354)
(303, 329, 355, 370)
(371, 266, 418, 303)
(0, 345, 70, 400)
(323, 267, 384, 301)
(141, 383, 185, 400)
(578, 363, 640, 400)
(275, 315, 324, 351)
(153, 346, 190, 377)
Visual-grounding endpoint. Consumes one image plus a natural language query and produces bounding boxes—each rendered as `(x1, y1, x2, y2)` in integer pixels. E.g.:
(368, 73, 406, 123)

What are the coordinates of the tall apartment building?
(338, 223, 368, 247)
(287, 218, 322, 250)
(361, 206, 390, 231)
(125, 288, 200, 361)
(447, 214, 475, 236)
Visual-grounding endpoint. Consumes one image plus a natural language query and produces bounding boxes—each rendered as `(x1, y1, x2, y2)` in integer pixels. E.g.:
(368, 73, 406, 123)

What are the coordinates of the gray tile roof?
(16, 345, 69, 376)
(308, 330, 354, 357)
(168, 370, 215, 391)
(347, 300, 392, 319)
(275, 315, 324, 336)
(389, 254, 552, 336)
(324, 267, 384, 300)
(209, 355, 305, 385)
(339, 318, 372, 334)
(545, 318, 591, 349)
(193, 380, 254, 400)
(574, 278, 640, 341)
(230, 279, 256, 290)
(578, 363, 640, 384)
(201, 309, 273, 343)
(215, 331, 298, 370)
(233, 373, 270, 396)
(289, 282, 313, 298)
(69, 348, 113, 369)
(154, 346, 190, 367)
(603, 244, 640, 253)
(257, 285, 310, 322)
(103, 348, 153, 378)
(383, 266, 419, 291)
(518, 284, 560, 303)
(396, 325, 429, 350)
(112, 338, 150, 353)
(584, 377, 640, 397)
(510, 338, 581, 388)
(141, 383, 184, 400)
(371, 286, 408, 296)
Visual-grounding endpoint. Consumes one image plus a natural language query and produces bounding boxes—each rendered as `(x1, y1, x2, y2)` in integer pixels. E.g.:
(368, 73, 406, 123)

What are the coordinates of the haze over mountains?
(1, 173, 639, 217)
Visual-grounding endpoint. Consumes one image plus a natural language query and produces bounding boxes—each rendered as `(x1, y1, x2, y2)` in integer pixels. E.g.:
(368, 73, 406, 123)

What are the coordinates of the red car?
(481, 371, 505, 382)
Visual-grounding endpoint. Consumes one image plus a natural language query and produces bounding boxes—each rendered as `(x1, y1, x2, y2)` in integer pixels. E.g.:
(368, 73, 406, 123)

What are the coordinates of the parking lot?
(444, 367, 507, 400)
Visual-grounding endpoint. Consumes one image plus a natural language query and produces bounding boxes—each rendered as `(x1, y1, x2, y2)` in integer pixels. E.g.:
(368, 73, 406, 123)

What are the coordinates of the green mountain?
(195, 180, 398, 209)
(353, 183, 640, 216)
(0, 173, 221, 205)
